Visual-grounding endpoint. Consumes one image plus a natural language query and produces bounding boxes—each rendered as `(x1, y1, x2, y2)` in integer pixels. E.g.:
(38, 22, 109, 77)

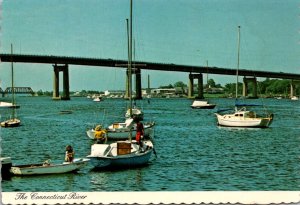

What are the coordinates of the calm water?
(1, 96, 299, 191)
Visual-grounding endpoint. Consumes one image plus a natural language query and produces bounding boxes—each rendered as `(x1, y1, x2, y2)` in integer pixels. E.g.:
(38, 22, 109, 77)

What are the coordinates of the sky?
(0, 0, 299, 92)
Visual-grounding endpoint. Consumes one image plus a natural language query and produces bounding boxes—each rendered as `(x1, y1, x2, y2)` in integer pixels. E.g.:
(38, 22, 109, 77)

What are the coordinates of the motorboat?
(191, 100, 216, 109)
(86, 118, 155, 140)
(215, 107, 273, 128)
(87, 140, 154, 169)
(10, 158, 90, 176)
(291, 96, 299, 100)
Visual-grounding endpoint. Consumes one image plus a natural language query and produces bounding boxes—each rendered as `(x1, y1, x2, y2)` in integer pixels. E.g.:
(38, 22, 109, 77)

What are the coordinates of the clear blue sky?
(0, 0, 299, 92)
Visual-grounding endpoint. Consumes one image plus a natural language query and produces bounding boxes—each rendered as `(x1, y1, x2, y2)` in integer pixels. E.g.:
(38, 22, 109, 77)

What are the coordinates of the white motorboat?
(191, 100, 216, 109)
(10, 158, 90, 176)
(291, 96, 299, 100)
(87, 140, 154, 169)
(215, 107, 273, 128)
(87, 119, 155, 140)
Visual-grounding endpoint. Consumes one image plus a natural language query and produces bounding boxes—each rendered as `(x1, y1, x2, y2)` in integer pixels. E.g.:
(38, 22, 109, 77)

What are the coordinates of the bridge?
(1, 53, 300, 99)
(1, 87, 35, 97)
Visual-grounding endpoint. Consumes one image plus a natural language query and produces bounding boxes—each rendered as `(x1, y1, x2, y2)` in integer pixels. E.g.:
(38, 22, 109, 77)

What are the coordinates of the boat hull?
(87, 140, 154, 169)
(87, 122, 155, 140)
(89, 150, 152, 169)
(0, 118, 21, 127)
(10, 158, 90, 175)
(215, 113, 273, 128)
(191, 104, 216, 109)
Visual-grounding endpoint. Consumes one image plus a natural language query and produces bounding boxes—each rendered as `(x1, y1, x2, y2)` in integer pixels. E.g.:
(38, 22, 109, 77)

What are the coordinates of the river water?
(1, 97, 299, 191)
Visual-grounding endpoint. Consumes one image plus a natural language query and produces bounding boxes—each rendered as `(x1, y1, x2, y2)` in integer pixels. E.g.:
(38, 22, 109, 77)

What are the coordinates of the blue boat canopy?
(234, 99, 262, 107)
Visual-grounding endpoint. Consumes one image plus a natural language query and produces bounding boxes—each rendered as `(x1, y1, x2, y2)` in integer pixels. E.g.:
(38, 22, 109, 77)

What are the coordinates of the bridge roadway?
(1, 53, 300, 80)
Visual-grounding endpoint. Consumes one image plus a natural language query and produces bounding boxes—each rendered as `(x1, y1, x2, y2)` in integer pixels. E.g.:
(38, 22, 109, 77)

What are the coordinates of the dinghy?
(10, 158, 90, 176)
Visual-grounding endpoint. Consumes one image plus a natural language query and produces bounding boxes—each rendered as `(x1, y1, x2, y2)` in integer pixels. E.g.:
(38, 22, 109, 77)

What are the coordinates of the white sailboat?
(87, 1, 155, 169)
(86, 119, 155, 140)
(1, 44, 21, 128)
(215, 26, 273, 128)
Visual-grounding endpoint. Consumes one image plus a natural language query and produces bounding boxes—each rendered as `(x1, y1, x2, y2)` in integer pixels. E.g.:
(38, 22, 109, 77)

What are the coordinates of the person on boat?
(65, 145, 75, 163)
(94, 124, 107, 144)
(135, 119, 144, 147)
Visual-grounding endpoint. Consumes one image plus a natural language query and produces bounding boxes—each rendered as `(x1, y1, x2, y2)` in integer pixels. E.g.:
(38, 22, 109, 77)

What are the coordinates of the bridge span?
(1, 53, 300, 99)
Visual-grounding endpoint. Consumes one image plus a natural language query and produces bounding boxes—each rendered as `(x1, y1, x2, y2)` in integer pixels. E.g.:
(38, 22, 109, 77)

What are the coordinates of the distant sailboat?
(215, 26, 273, 128)
(1, 44, 21, 127)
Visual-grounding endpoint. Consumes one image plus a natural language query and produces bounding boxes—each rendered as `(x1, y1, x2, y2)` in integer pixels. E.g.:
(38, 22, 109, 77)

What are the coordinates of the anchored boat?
(10, 158, 90, 176)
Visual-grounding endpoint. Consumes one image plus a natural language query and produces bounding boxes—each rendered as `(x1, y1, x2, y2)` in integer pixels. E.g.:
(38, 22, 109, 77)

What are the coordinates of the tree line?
(160, 78, 300, 97)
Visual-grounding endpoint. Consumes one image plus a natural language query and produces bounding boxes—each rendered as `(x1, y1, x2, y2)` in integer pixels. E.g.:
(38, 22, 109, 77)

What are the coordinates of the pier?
(1, 53, 300, 100)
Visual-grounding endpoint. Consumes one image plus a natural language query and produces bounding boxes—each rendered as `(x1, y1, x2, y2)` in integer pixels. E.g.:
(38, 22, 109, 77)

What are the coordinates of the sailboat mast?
(129, 0, 133, 117)
(11, 44, 16, 119)
(206, 60, 209, 88)
(236, 26, 241, 99)
(127, 0, 133, 141)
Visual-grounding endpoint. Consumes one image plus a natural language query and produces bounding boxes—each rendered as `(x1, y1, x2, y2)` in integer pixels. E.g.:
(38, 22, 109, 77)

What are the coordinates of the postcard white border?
(1, 191, 300, 204)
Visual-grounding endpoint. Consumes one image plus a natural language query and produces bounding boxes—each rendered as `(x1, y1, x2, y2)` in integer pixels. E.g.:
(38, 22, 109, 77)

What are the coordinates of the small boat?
(10, 158, 90, 176)
(87, 118, 155, 140)
(191, 100, 216, 109)
(0, 118, 21, 127)
(291, 96, 299, 100)
(59, 110, 73, 114)
(87, 140, 154, 169)
(93, 97, 102, 102)
(1, 44, 21, 128)
(0, 101, 20, 109)
(125, 107, 144, 120)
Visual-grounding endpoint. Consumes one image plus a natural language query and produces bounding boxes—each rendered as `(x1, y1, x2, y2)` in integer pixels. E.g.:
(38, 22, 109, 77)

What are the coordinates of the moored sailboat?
(87, 1, 155, 169)
(215, 26, 273, 128)
(1, 44, 21, 128)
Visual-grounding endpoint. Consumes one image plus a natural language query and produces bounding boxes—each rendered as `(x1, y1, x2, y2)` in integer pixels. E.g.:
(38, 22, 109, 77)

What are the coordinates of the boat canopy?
(235, 99, 261, 107)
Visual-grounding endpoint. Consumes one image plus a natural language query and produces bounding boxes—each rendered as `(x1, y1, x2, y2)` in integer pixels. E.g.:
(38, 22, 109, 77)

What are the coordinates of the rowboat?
(10, 158, 90, 176)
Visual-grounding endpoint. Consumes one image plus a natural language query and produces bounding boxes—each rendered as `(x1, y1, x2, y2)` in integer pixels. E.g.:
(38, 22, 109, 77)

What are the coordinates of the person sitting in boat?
(65, 145, 75, 163)
(135, 119, 144, 147)
(94, 124, 107, 144)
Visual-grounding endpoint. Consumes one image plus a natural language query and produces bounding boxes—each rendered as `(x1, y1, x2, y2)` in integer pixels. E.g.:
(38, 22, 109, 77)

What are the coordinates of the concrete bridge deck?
(1, 53, 299, 80)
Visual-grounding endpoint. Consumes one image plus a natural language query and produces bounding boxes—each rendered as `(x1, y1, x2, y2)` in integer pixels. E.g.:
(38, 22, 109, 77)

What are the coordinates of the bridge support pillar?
(53, 64, 70, 100)
(188, 73, 204, 99)
(135, 68, 142, 100)
(125, 69, 130, 99)
(243, 77, 257, 98)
